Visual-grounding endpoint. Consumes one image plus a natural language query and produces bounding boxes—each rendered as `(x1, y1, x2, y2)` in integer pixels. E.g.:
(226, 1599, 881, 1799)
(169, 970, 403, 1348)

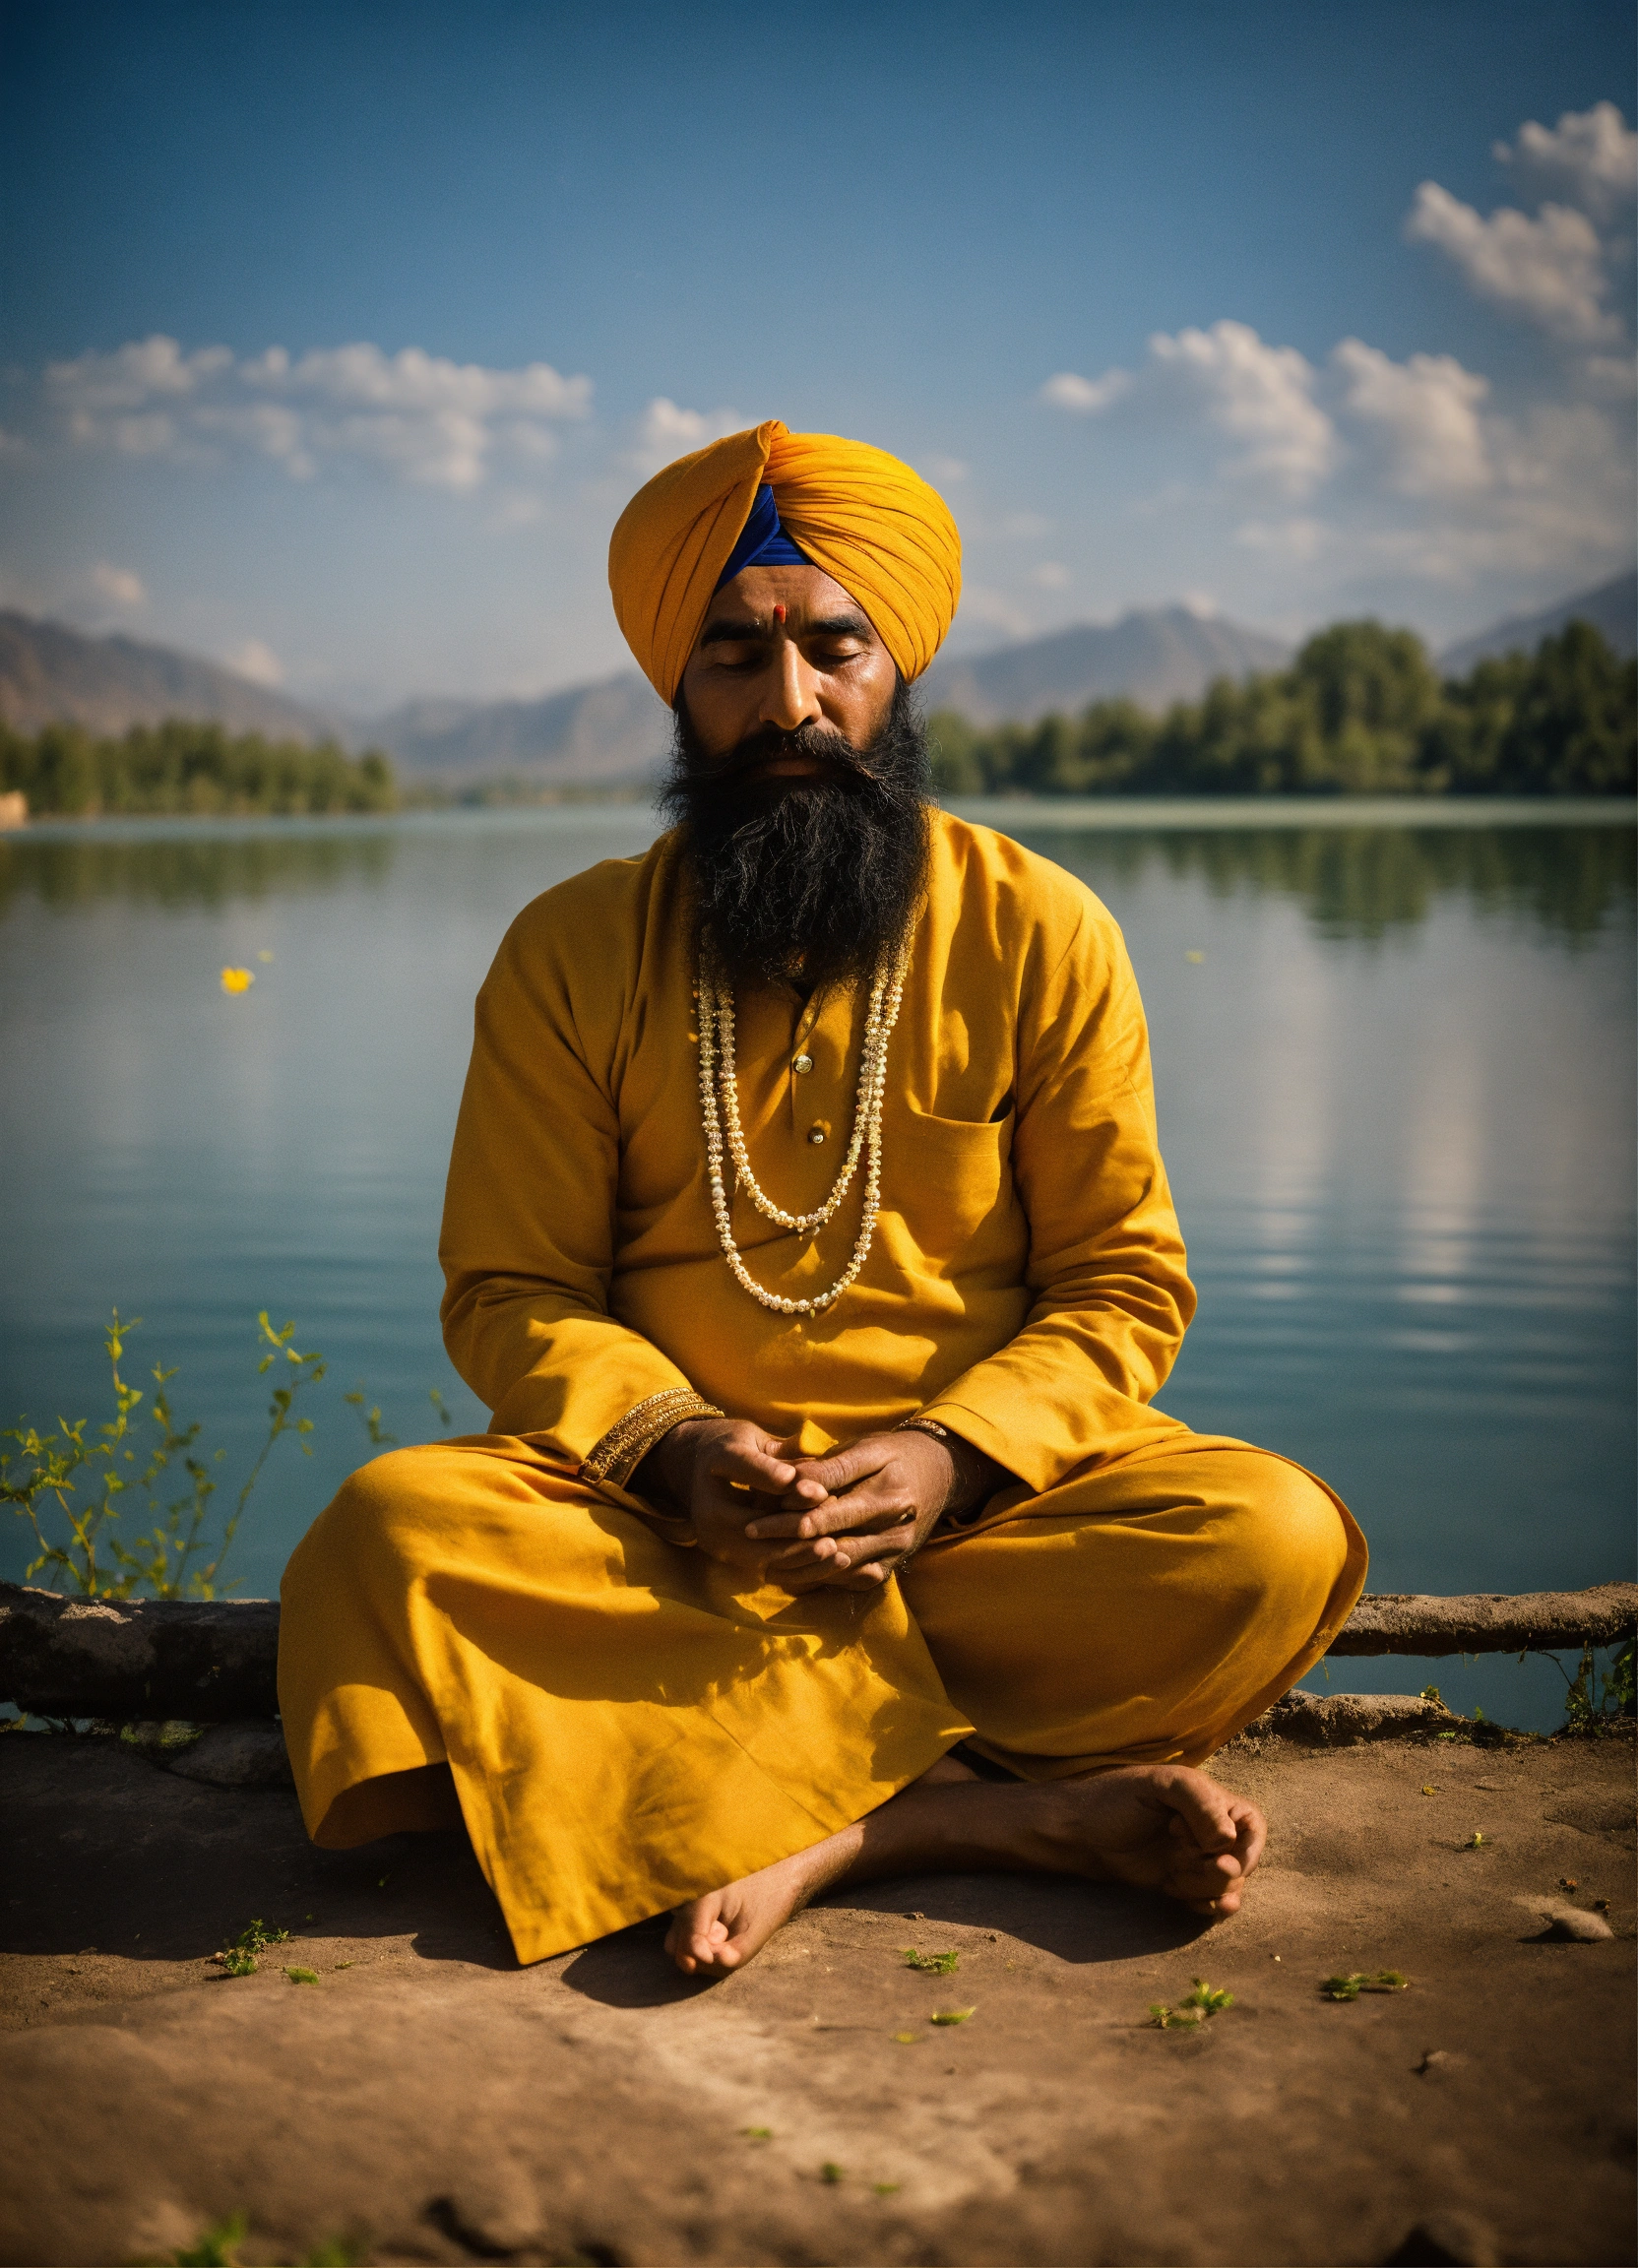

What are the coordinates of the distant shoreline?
(5, 794, 1635, 846)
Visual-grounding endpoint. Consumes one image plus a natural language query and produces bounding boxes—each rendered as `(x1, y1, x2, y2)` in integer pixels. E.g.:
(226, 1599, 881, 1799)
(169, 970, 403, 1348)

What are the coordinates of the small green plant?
(301, 2240, 369, 2268)
(928, 2005, 976, 2026)
(427, 1386, 454, 1433)
(1464, 1830, 1486, 1850)
(902, 1947, 959, 1973)
(172, 2211, 249, 2266)
(211, 1918, 289, 1977)
(872, 2182, 902, 2196)
(743, 2126, 773, 2140)
(344, 1390, 397, 1449)
(1150, 1977, 1234, 2028)
(820, 2162, 845, 2184)
(1558, 1638, 1636, 1733)
(1322, 1970, 1408, 2001)
(284, 1965, 321, 1984)
(2, 1310, 325, 1599)
(1419, 1685, 1442, 1704)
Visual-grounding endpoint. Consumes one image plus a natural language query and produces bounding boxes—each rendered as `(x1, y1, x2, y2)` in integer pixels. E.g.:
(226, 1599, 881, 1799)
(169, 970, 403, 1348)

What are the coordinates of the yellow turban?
(607, 419, 962, 705)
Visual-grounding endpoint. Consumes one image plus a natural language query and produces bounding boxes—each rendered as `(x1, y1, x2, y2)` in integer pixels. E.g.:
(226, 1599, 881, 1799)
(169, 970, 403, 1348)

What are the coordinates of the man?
(279, 420, 1366, 1978)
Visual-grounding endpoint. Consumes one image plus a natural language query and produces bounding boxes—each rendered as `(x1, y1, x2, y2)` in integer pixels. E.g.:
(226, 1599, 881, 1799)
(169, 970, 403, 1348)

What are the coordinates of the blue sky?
(1, 0, 1633, 709)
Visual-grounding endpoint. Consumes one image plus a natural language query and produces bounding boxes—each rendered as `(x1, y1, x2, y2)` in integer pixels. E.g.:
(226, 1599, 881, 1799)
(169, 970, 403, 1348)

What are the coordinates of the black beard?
(660, 679, 933, 993)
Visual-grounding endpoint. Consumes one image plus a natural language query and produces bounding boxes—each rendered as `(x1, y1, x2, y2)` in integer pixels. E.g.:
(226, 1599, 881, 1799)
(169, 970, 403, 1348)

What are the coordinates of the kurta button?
(807, 1126, 826, 1145)
(792, 1054, 814, 1075)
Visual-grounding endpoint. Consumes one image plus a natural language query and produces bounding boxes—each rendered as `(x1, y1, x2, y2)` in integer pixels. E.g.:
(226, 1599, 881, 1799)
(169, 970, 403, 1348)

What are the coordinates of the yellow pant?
(278, 1432, 1364, 1964)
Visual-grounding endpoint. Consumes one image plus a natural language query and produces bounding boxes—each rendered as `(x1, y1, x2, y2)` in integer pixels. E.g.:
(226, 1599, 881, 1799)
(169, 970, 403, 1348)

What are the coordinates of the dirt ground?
(1, 1726, 1632, 2268)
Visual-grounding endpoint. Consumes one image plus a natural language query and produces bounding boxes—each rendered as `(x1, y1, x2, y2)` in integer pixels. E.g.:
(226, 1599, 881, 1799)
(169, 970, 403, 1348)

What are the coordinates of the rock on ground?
(0, 1727, 1632, 2268)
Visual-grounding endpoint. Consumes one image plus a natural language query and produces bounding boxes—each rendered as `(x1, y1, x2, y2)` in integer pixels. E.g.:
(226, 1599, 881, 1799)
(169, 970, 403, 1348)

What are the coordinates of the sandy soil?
(0, 1726, 1632, 2268)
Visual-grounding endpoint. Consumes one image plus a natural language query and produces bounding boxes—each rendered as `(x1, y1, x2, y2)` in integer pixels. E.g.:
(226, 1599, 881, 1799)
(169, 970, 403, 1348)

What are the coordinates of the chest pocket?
(881, 1102, 1027, 1269)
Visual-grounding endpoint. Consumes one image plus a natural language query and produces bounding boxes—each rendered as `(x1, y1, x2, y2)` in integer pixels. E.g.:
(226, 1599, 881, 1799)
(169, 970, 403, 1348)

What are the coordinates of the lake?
(2, 801, 1633, 1731)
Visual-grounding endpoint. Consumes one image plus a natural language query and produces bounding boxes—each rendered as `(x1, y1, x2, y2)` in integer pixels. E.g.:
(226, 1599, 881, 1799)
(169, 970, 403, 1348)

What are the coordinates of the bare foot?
(1029, 1764, 1267, 1918)
(664, 1844, 839, 1976)
(664, 1751, 979, 1977)
(663, 1757, 1262, 1977)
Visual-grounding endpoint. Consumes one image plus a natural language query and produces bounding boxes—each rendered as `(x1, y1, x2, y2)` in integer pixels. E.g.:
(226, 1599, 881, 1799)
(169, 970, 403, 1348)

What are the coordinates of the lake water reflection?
(2, 806, 1632, 1730)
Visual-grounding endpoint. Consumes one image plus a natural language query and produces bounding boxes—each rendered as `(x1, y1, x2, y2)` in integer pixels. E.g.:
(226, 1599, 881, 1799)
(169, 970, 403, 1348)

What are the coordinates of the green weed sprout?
(1150, 1977, 1234, 2029)
(820, 2162, 845, 2184)
(902, 1947, 959, 1973)
(928, 2005, 976, 2025)
(172, 2210, 248, 2266)
(1322, 1971, 1408, 2001)
(284, 1966, 320, 1985)
(211, 1919, 289, 1978)
(2, 1309, 325, 1600)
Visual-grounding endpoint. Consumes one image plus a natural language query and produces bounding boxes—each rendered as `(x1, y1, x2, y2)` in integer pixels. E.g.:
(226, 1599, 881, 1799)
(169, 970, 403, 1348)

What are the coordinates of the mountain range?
(1437, 569, 1635, 676)
(3, 568, 1631, 788)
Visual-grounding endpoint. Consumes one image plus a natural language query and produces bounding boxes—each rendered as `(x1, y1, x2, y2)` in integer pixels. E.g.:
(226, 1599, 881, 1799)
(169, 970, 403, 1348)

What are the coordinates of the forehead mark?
(773, 603, 787, 623)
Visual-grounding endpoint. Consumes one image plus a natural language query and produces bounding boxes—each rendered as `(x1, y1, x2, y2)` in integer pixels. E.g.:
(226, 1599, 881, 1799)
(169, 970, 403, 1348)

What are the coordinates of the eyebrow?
(697, 611, 874, 648)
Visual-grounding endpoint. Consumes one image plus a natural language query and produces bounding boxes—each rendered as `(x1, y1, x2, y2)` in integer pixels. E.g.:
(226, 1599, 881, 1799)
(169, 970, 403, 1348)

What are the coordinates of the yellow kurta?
(279, 812, 1366, 1962)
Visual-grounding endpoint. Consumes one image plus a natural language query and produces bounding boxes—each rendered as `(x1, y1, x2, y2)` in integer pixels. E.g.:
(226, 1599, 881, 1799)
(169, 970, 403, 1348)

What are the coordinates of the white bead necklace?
(697, 939, 910, 1315)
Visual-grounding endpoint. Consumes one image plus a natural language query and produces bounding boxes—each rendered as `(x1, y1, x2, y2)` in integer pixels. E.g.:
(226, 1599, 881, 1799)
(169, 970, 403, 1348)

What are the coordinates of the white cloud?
(1583, 352, 1638, 398)
(42, 334, 592, 491)
(1234, 516, 1330, 562)
(46, 338, 232, 410)
(1495, 101, 1638, 225)
(1332, 340, 1491, 494)
(1040, 369, 1131, 414)
(226, 638, 284, 686)
(629, 397, 743, 473)
(1029, 561, 1071, 589)
(88, 561, 147, 608)
(1405, 182, 1617, 343)
(1149, 321, 1335, 496)
(922, 453, 970, 483)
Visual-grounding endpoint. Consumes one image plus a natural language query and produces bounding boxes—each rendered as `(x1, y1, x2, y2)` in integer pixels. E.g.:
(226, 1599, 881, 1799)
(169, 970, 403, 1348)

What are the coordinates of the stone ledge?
(2, 1576, 1634, 1723)
(1232, 1691, 1459, 1748)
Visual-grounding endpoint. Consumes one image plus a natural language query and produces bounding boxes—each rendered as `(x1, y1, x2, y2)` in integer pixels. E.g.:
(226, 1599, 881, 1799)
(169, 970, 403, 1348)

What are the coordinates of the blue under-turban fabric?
(712, 483, 812, 590)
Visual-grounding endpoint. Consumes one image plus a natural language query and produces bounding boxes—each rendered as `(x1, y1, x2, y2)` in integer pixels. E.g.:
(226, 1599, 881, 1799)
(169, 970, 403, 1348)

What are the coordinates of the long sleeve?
(438, 862, 705, 1468)
(914, 882, 1195, 1495)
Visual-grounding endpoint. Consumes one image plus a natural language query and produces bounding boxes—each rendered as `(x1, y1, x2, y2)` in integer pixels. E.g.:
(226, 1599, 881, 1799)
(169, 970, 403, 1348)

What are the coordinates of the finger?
(786, 1439, 897, 1499)
(747, 1480, 915, 1543)
(789, 1523, 914, 1574)
(708, 1440, 798, 1492)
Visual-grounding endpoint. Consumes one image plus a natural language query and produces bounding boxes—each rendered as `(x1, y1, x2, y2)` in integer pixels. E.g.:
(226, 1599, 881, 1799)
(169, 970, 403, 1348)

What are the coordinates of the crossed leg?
(665, 1435, 1361, 1977)
(664, 1754, 1266, 1976)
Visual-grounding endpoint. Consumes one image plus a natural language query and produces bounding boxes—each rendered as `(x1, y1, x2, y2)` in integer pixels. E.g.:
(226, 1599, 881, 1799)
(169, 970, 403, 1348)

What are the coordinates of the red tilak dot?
(773, 602, 787, 623)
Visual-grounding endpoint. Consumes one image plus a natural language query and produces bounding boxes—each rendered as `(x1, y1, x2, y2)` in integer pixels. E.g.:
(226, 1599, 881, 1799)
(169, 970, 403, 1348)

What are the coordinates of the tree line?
(927, 619, 1636, 798)
(0, 719, 398, 817)
(1, 615, 1632, 815)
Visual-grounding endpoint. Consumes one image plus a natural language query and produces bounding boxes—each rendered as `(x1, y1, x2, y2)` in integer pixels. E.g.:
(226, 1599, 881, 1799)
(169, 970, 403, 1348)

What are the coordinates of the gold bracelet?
(896, 1417, 991, 1531)
(580, 1388, 724, 1489)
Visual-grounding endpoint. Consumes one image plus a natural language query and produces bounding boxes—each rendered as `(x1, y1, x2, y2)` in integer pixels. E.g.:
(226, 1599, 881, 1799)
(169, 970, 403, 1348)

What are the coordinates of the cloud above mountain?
(42, 338, 594, 491)
(1040, 104, 1636, 601)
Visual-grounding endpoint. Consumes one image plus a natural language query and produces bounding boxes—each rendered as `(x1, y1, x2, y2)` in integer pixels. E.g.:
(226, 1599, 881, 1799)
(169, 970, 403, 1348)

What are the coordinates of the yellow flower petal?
(220, 968, 255, 994)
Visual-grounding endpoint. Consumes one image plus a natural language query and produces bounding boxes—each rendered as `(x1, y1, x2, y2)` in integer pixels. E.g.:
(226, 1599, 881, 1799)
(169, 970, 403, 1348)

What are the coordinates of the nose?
(760, 636, 824, 733)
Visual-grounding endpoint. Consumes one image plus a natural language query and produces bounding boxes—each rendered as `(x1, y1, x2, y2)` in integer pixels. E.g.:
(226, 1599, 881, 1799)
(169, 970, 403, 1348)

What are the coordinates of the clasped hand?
(639, 1418, 990, 1593)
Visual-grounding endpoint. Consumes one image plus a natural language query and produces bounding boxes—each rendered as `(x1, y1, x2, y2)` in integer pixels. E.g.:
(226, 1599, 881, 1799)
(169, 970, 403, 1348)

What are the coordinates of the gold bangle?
(581, 1388, 724, 1489)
